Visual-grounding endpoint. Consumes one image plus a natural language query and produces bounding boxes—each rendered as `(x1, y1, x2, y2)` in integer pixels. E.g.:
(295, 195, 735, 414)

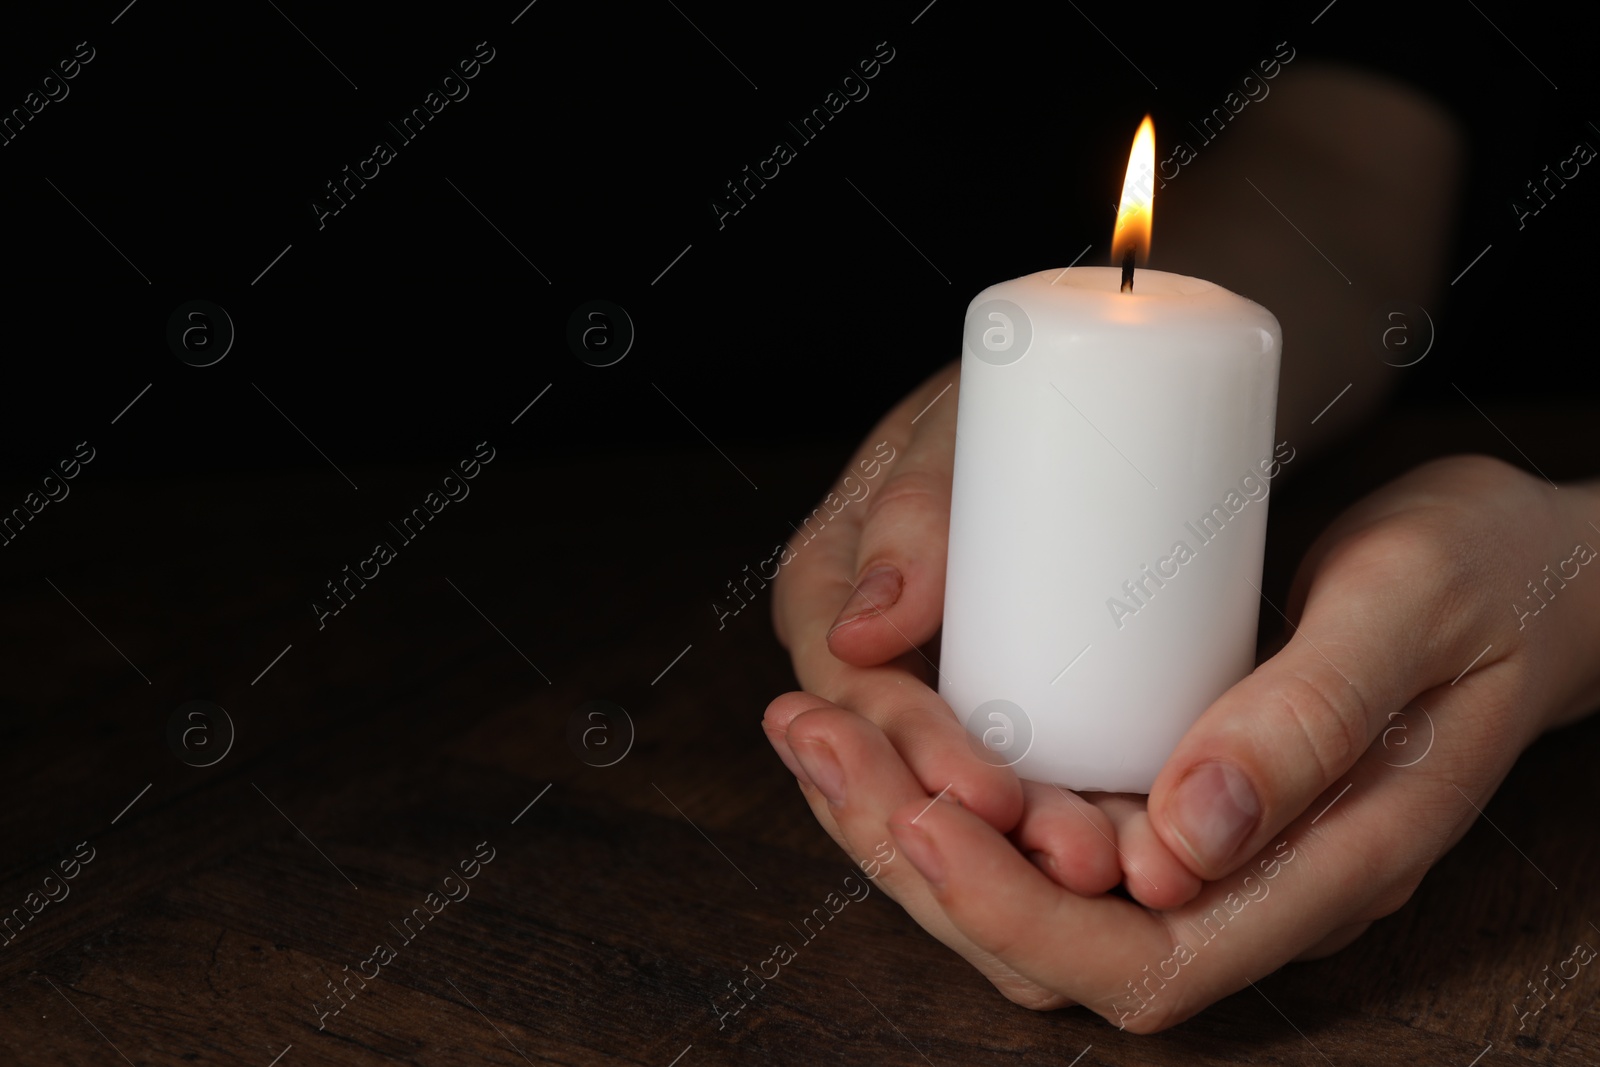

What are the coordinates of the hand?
(769, 453, 1600, 1029)
(770, 360, 958, 685)
(764, 364, 1210, 1010)
(768, 363, 1139, 1005)
(764, 362, 1036, 907)
(769, 364, 1203, 912)
(1135, 454, 1600, 885)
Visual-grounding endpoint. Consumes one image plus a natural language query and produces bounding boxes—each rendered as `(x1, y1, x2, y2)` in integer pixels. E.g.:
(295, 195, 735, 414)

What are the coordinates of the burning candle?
(940, 116, 1284, 793)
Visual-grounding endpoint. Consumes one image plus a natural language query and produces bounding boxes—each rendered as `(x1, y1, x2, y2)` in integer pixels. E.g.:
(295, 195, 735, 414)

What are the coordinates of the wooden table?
(2, 404, 1597, 1066)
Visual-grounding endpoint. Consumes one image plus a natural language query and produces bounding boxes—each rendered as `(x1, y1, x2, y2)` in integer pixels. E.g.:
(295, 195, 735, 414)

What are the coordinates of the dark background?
(2, 3, 1599, 1065)
(0, 0, 1592, 486)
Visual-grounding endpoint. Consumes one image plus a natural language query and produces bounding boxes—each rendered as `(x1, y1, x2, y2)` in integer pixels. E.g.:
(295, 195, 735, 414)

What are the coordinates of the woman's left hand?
(768, 455, 1600, 1030)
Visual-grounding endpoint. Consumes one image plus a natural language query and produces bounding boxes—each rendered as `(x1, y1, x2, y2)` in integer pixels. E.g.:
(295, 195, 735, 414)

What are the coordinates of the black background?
(2, 3, 1597, 1060)
(0, 0, 1592, 491)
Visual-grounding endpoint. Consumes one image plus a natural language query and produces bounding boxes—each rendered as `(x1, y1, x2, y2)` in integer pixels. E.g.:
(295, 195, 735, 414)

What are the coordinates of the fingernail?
(890, 822, 946, 889)
(762, 725, 811, 787)
(1166, 761, 1260, 871)
(829, 565, 903, 635)
(793, 739, 845, 807)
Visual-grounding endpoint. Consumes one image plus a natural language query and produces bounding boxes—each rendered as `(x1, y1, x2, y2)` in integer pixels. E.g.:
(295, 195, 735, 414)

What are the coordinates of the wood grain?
(2, 409, 1597, 1066)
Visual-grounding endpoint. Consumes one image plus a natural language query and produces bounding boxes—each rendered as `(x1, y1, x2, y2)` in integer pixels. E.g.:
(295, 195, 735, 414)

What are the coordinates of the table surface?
(2, 403, 1597, 1067)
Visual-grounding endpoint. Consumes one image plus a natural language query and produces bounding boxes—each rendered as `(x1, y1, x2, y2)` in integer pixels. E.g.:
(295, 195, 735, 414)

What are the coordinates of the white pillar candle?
(939, 121, 1283, 793)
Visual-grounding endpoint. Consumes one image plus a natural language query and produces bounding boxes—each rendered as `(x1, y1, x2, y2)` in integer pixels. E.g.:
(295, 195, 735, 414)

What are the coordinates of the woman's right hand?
(766, 363, 1203, 914)
(767, 364, 1027, 831)
(773, 361, 961, 680)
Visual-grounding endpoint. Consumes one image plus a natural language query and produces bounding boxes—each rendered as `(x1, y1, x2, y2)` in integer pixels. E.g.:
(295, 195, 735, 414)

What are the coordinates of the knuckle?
(1103, 981, 1187, 1034)
(988, 975, 1068, 1012)
(1363, 869, 1427, 921)
(833, 679, 902, 731)
(1265, 670, 1371, 789)
(862, 467, 948, 528)
(1319, 515, 1470, 594)
(1413, 453, 1529, 495)
(1309, 514, 1487, 660)
(967, 906, 1032, 961)
(1117, 1001, 1180, 1034)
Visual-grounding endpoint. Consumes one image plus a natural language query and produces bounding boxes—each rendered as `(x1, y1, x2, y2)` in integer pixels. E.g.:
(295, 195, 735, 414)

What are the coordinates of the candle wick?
(1120, 249, 1135, 293)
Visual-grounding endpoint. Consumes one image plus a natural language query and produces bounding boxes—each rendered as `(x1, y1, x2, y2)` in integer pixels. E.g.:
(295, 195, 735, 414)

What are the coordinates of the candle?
(940, 117, 1283, 793)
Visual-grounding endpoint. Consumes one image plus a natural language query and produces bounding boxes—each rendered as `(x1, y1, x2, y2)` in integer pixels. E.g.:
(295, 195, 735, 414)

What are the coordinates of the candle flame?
(1112, 115, 1155, 270)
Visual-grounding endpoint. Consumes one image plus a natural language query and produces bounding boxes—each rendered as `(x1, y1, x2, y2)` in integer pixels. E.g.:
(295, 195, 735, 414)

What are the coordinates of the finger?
(826, 367, 959, 667)
(893, 635, 1524, 1032)
(886, 766, 1362, 1031)
(887, 792, 1171, 1018)
(1087, 794, 1203, 910)
(1148, 506, 1508, 880)
(771, 363, 954, 670)
(769, 475, 871, 686)
(781, 701, 1065, 1009)
(766, 684, 1022, 834)
(764, 700, 934, 900)
(778, 704, 977, 963)
(764, 692, 826, 786)
(1007, 781, 1122, 896)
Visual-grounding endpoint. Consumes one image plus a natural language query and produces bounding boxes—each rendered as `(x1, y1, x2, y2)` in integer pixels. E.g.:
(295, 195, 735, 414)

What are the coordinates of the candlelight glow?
(1112, 115, 1155, 271)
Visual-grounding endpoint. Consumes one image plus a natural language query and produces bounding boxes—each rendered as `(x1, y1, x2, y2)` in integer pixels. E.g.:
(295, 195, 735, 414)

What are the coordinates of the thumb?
(1146, 515, 1498, 880)
(826, 369, 957, 667)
